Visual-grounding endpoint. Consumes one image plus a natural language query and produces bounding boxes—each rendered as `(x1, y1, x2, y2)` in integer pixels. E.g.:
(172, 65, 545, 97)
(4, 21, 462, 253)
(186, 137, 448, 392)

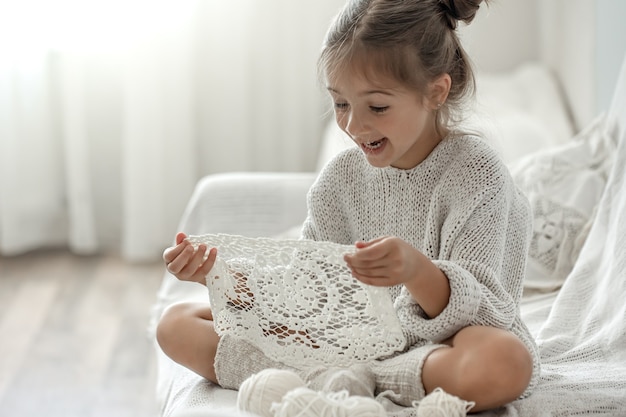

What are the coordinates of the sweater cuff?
(395, 260, 482, 343)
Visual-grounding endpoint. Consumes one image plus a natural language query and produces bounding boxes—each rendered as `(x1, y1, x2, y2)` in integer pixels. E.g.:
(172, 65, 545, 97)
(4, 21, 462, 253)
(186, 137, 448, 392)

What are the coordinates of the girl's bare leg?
(156, 302, 221, 384)
(422, 325, 533, 412)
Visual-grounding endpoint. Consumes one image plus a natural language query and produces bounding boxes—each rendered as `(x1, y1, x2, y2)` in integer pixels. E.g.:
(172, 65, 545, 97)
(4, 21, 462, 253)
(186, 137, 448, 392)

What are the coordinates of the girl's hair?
(319, 0, 486, 133)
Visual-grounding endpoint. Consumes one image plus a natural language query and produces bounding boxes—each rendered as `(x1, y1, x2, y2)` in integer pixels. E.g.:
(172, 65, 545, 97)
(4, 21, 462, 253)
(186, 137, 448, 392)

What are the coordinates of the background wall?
(2, 0, 624, 261)
(463, 0, 626, 131)
(596, 0, 626, 117)
(460, 0, 541, 73)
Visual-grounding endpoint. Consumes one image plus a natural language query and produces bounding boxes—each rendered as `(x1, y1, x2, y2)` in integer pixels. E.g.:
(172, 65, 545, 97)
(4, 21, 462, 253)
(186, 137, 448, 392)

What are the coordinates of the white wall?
(460, 0, 541, 73)
(596, 0, 626, 116)
(461, 0, 625, 131)
(538, 0, 626, 130)
(539, 0, 596, 131)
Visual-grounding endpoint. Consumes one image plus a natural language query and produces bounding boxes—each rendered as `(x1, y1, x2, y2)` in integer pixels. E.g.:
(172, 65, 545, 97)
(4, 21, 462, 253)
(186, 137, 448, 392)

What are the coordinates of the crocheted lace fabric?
(187, 233, 406, 367)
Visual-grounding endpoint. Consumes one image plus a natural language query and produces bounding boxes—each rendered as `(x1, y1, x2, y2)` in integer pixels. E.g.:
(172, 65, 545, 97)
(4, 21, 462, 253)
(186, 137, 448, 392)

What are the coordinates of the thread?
(272, 387, 386, 417)
(237, 369, 306, 417)
(414, 388, 475, 417)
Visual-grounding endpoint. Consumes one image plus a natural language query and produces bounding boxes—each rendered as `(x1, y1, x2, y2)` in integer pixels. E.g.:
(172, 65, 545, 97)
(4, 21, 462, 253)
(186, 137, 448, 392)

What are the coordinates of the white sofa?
(150, 59, 626, 417)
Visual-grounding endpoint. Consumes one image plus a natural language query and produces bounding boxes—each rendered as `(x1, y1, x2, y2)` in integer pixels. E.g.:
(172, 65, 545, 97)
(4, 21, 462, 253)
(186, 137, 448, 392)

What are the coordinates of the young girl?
(157, 0, 540, 414)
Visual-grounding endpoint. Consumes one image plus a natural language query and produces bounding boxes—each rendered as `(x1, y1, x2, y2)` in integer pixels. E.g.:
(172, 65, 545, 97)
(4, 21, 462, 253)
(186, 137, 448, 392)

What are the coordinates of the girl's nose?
(343, 110, 366, 137)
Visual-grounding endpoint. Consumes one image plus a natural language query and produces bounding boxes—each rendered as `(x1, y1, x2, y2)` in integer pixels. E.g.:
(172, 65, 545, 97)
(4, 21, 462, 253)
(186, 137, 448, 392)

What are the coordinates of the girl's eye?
(334, 102, 349, 111)
(370, 106, 389, 114)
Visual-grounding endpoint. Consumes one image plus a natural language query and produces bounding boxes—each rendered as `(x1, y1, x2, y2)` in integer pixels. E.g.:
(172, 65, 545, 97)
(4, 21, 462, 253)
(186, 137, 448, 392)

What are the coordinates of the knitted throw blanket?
(187, 233, 406, 367)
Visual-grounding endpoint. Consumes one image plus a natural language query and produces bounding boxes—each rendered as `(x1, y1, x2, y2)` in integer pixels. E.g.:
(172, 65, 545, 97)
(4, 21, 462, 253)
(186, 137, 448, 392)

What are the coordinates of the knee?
(156, 302, 201, 353)
(496, 335, 532, 392)
(458, 329, 533, 405)
(156, 303, 185, 352)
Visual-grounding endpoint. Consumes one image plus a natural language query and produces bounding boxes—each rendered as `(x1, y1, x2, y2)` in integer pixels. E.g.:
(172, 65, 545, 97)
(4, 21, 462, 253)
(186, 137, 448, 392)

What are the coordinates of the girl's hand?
(344, 236, 451, 318)
(163, 232, 217, 285)
(343, 236, 421, 287)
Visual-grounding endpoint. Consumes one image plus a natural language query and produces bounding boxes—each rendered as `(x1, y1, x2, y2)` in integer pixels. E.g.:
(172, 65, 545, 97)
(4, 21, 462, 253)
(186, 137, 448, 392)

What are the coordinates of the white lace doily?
(187, 233, 406, 368)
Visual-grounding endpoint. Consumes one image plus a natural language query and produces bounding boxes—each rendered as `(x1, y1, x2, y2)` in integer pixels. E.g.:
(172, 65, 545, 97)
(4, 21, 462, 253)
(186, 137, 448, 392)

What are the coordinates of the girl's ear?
(428, 73, 451, 110)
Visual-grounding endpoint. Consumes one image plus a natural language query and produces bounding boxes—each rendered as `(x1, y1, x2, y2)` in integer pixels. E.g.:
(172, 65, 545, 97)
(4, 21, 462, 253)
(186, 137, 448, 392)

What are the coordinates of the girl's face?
(327, 70, 442, 170)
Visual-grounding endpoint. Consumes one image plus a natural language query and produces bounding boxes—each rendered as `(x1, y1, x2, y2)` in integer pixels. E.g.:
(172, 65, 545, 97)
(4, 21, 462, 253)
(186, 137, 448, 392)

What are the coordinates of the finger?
(163, 240, 191, 264)
(349, 263, 390, 279)
(349, 269, 391, 287)
(354, 236, 386, 249)
(344, 249, 391, 270)
(176, 232, 187, 245)
(178, 245, 208, 278)
(197, 247, 217, 278)
(353, 241, 391, 262)
(166, 244, 195, 274)
(345, 253, 390, 271)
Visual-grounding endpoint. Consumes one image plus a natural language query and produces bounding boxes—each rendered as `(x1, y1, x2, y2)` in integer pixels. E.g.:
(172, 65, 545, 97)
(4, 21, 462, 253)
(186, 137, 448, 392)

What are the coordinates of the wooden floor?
(0, 250, 165, 417)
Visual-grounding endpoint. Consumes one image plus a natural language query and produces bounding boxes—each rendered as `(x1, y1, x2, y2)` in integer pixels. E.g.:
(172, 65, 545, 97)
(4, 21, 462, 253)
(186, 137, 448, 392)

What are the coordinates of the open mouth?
(363, 138, 386, 150)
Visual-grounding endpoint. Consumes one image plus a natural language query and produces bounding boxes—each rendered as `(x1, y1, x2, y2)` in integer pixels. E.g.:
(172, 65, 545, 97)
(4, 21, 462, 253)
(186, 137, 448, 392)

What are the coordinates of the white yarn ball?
(272, 387, 386, 417)
(237, 369, 306, 417)
(172, 410, 254, 417)
(415, 388, 475, 417)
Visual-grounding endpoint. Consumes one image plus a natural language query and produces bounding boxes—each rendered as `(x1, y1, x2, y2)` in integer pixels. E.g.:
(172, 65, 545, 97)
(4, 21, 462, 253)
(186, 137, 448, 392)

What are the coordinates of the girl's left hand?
(343, 236, 422, 287)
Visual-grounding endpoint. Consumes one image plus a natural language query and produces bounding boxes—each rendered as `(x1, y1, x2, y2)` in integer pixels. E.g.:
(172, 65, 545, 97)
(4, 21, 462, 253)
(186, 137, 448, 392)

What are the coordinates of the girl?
(157, 0, 540, 414)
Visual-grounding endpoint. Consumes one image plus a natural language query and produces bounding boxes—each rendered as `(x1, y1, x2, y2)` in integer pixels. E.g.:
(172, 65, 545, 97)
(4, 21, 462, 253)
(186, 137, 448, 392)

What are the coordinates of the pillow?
(473, 63, 575, 165)
(510, 115, 615, 290)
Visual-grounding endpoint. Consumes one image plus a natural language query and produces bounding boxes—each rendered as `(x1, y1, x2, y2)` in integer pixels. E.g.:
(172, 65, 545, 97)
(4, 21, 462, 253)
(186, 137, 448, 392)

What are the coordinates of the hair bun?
(439, 0, 484, 29)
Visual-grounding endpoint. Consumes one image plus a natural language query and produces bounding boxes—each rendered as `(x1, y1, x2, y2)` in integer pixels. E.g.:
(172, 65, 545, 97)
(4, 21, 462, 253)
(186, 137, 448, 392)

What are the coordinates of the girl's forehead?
(323, 44, 421, 93)
(325, 65, 404, 92)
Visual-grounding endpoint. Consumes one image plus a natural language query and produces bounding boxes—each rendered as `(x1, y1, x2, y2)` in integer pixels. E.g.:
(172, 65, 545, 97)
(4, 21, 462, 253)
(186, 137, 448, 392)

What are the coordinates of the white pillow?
(510, 116, 615, 290)
(474, 63, 575, 165)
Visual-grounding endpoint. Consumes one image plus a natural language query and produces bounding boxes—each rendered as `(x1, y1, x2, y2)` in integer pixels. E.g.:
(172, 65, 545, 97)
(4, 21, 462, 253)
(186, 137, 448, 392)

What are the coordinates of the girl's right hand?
(163, 232, 217, 285)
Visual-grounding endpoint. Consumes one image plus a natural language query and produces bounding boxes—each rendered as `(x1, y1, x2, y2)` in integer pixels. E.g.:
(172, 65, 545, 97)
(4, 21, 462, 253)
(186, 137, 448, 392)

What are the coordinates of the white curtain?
(0, 0, 342, 261)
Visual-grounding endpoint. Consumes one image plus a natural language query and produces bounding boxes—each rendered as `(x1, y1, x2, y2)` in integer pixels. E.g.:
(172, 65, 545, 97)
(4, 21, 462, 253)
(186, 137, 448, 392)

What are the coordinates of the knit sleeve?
(300, 150, 354, 245)
(395, 174, 532, 345)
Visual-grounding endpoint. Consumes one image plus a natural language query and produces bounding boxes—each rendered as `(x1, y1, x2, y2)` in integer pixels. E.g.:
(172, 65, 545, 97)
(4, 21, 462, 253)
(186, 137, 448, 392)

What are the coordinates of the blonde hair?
(319, 0, 485, 132)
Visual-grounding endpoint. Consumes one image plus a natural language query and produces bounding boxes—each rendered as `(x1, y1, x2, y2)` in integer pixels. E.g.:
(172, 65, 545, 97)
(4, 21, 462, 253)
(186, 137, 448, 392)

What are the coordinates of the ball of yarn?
(171, 410, 249, 417)
(272, 387, 386, 417)
(237, 369, 306, 417)
(415, 388, 475, 417)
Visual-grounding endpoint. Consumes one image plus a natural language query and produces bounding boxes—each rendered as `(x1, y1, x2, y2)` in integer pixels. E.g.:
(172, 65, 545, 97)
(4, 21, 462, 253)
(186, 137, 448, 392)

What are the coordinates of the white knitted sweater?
(302, 135, 540, 378)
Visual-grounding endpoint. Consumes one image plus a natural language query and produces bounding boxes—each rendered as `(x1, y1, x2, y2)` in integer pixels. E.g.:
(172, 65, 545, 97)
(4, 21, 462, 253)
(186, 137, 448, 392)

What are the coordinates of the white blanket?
(478, 60, 626, 417)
